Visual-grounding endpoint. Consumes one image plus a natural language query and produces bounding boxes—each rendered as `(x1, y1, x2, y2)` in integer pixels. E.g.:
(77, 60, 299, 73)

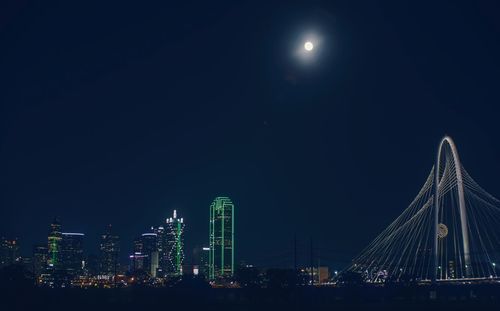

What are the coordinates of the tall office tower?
(153, 225, 167, 277)
(47, 218, 62, 268)
(209, 197, 234, 280)
(0, 237, 20, 267)
(33, 244, 48, 277)
(166, 210, 185, 276)
(135, 233, 158, 277)
(60, 233, 85, 277)
(99, 225, 120, 277)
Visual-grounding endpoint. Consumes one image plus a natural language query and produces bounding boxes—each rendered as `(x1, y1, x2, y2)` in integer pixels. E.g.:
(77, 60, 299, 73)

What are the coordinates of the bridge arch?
(433, 136, 471, 281)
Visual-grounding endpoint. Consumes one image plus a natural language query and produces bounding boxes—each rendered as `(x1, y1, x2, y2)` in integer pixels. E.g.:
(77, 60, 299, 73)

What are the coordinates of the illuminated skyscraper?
(99, 225, 120, 277)
(47, 218, 62, 268)
(141, 233, 159, 277)
(166, 210, 185, 276)
(133, 232, 159, 277)
(60, 233, 85, 277)
(209, 197, 234, 279)
(153, 225, 167, 277)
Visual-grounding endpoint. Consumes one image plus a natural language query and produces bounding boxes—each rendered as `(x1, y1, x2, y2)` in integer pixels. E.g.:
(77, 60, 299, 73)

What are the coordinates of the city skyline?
(2, 0, 500, 291)
(3, 1, 500, 310)
(1, 202, 229, 262)
(3, 135, 500, 288)
(2, 196, 237, 287)
(3, 130, 500, 271)
(3, 2, 500, 270)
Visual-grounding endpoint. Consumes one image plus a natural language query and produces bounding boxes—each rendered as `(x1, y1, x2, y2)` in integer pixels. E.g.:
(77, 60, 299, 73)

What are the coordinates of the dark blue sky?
(1, 1, 500, 268)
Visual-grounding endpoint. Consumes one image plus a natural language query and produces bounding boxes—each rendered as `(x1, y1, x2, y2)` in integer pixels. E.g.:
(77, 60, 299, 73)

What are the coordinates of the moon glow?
(304, 41, 314, 51)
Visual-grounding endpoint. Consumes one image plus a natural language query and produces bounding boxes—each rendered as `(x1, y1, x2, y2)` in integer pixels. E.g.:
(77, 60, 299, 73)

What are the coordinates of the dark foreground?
(2, 283, 500, 311)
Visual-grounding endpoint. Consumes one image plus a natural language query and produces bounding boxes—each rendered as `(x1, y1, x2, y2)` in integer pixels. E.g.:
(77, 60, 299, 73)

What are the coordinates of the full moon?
(304, 41, 314, 51)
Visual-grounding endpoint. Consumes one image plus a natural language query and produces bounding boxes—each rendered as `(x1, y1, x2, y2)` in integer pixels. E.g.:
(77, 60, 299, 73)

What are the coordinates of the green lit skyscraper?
(47, 218, 62, 268)
(166, 210, 184, 276)
(209, 197, 234, 280)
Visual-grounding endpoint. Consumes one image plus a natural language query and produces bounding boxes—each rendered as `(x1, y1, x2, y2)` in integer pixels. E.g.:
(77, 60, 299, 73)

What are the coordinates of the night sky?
(2, 1, 500, 269)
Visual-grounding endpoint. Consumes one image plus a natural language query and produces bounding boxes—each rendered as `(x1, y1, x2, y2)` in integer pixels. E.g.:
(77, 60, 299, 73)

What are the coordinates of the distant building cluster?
(1, 196, 335, 288)
(130, 209, 186, 281)
(0, 197, 237, 288)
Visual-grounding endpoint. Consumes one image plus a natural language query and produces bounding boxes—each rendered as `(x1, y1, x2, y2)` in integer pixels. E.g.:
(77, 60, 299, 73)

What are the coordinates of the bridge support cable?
(342, 136, 500, 283)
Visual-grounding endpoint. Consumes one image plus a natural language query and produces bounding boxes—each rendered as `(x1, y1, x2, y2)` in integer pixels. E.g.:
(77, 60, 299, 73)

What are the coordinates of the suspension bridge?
(345, 136, 500, 283)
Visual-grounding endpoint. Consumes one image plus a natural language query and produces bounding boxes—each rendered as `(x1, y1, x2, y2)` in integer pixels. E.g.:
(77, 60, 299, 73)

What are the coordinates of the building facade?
(99, 225, 120, 276)
(166, 210, 185, 276)
(209, 197, 234, 279)
(142, 233, 159, 277)
(153, 225, 167, 277)
(129, 253, 147, 272)
(193, 246, 210, 278)
(60, 233, 85, 277)
(33, 244, 48, 277)
(47, 218, 62, 268)
(133, 233, 158, 277)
